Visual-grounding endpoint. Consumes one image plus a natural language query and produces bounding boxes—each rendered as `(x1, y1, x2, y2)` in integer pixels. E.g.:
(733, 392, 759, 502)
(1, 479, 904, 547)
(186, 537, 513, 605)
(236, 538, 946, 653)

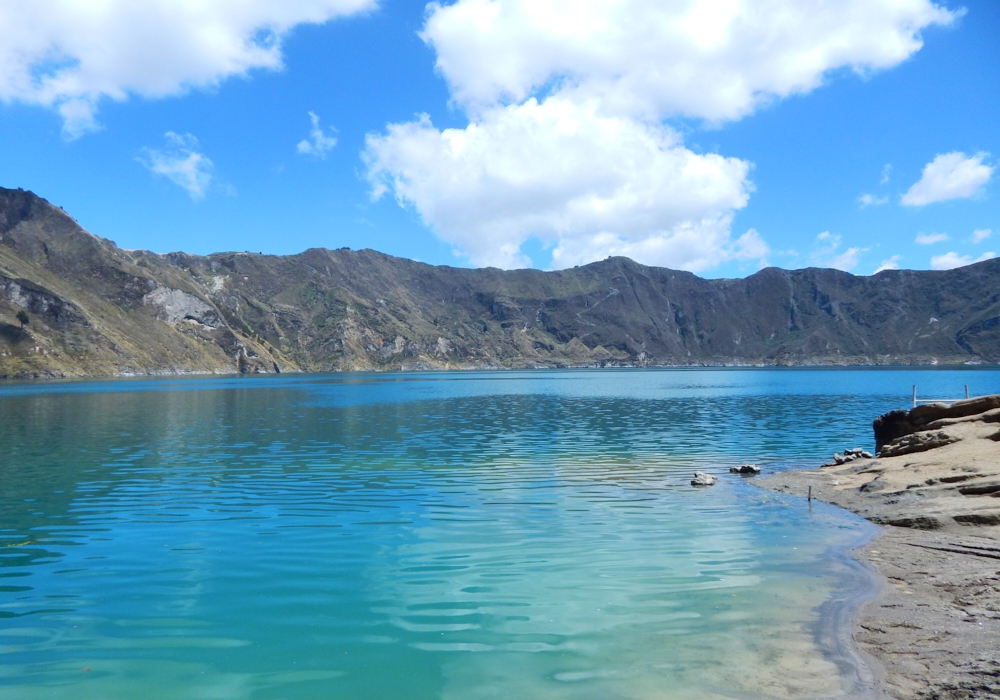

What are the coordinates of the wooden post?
(808, 485, 812, 502)
(912, 385, 917, 408)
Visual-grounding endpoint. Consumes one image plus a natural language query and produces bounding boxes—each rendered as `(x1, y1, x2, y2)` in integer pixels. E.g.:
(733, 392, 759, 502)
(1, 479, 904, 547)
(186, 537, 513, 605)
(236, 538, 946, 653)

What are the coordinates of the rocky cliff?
(2, 186, 999, 378)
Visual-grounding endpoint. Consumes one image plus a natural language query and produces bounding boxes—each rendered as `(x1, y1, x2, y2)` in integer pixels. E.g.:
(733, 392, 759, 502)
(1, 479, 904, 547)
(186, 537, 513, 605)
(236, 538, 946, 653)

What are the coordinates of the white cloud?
(901, 152, 995, 206)
(828, 248, 865, 272)
(366, 100, 755, 270)
(874, 254, 901, 273)
(297, 111, 338, 158)
(858, 193, 888, 206)
(809, 231, 866, 272)
(880, 164, 892, 185)
(421, 0, 957, 123)
(0, 0, 376, 138)
(972, 228, 992, 244)
(930, 251, 996, 270)
(915, 232, 948, 244)
(369, 0, 954, 270)
(137, 132, 214, 200)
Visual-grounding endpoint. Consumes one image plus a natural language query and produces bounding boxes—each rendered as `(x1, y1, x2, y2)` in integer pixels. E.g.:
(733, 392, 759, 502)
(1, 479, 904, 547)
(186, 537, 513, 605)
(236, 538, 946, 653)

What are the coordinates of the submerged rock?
(691, 471, 717, 487)
(729, 464, 761, 475)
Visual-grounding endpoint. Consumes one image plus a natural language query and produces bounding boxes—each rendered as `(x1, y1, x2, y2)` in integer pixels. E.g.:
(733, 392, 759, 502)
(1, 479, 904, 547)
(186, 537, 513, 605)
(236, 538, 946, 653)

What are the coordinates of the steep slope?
(0, 187, 281, 377)
(1, 186, 997, 378)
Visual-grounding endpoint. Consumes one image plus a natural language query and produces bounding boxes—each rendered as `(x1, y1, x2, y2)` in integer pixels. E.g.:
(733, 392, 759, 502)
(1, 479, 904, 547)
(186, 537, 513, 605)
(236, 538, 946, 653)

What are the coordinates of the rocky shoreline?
(758, 396, 1000, 700)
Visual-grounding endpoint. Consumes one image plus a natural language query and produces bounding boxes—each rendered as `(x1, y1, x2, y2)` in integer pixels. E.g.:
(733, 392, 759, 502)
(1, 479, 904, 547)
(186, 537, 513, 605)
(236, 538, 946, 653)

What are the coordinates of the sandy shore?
(757, 397, 1000, 700)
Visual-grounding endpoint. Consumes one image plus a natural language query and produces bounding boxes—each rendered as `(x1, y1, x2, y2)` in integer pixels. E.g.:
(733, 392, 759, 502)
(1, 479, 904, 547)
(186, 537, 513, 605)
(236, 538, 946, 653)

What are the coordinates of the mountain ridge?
(2, 186, 998, 378)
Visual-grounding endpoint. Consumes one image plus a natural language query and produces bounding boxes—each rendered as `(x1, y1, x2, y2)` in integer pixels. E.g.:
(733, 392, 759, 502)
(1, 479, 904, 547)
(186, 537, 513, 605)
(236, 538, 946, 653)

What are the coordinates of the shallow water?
(1, 367, 998, 699)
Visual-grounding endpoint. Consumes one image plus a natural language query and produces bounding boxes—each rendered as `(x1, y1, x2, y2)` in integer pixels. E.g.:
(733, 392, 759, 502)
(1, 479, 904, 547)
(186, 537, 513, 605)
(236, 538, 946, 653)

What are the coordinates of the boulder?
(691, 471, 717, 487)
(729, 464, 761, 475)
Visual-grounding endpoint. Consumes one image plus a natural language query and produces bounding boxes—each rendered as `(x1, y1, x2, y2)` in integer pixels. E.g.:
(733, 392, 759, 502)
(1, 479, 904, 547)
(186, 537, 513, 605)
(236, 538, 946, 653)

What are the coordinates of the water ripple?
(2, 368, 997, 698)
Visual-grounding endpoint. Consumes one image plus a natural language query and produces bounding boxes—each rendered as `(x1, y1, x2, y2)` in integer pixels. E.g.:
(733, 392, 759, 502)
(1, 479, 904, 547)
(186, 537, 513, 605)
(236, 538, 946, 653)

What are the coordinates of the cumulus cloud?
(915, 232, 948, 244)
(972, 228, 992, 244)
(930, 251, 996, 270)
(297, 111, 338, 158)
(137, 132, 214, 200)
(874, 254, 901, 274)
(0, 0, 376, 138)
(368, 0, 955, 270)
(858, 193, 888, 206)
(901, 152, 995, 206)
(366, 100, 755, 270)
(809, 231, 866, 272)
(421, 0, 956, 122)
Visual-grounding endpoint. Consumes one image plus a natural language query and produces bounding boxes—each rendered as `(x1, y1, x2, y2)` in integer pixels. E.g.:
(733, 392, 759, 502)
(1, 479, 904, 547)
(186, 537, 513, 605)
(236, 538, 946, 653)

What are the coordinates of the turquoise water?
(1, 367, 998, 699)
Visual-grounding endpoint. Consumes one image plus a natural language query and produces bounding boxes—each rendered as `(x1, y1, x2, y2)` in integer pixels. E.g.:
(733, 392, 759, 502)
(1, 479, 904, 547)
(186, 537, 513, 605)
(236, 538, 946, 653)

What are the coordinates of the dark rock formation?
(3, 186, 1000, 377)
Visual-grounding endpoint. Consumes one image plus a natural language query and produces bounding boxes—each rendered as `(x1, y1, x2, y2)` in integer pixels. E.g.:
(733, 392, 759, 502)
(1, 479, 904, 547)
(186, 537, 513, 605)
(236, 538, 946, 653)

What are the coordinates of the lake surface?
(2, 367, 998, 699)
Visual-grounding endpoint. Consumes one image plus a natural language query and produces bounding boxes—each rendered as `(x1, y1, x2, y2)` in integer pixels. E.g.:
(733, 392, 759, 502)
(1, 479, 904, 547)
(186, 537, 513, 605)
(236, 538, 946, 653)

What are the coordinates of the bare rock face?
(1, 274, 84, 329)
(143, 286, 220, 327)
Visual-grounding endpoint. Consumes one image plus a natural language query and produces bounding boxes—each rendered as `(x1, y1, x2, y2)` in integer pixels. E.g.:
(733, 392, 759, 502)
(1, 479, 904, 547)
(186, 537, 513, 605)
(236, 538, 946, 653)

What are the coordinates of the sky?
(0, 0, 997, 278)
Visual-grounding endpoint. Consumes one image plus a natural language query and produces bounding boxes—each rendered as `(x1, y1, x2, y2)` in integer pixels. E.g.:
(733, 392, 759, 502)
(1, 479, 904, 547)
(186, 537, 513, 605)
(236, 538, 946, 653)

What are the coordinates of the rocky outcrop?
(1, 274, 84, 329)
(142, 286, 220, 327)
(761, 395, 1000, 535)
(873, 395, 1000, 451)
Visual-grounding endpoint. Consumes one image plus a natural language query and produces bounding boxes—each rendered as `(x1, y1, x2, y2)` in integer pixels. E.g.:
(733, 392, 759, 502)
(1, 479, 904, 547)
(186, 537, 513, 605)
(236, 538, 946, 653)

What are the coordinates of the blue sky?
(0, 0, 996, 278)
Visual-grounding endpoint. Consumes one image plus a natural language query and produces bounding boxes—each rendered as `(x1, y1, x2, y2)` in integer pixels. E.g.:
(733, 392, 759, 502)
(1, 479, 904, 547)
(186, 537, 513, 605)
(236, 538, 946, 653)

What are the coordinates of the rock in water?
(691, 471, 717, 487)
(729, 464, 761, 475)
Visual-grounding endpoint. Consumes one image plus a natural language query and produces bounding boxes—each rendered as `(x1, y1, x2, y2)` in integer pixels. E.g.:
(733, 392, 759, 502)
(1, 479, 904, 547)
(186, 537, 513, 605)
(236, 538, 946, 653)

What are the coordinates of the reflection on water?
(1, 368, 998, 699)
